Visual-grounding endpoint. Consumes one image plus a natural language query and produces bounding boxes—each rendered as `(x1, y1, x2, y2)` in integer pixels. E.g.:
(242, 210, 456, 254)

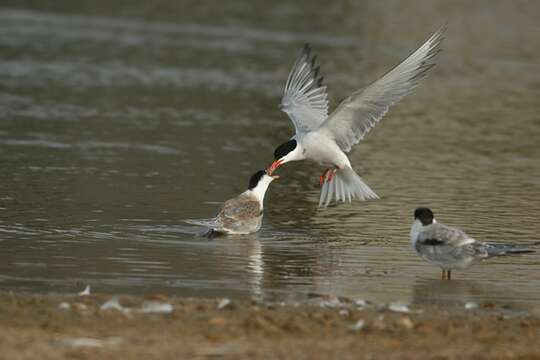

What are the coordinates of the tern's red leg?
(319, 169, 331, 186)
(327, 168, 338, 182)
(442, 269, 451, 280)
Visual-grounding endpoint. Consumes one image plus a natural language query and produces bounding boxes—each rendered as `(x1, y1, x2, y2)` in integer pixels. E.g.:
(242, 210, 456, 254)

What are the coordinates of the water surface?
(1, 1, 539, 308)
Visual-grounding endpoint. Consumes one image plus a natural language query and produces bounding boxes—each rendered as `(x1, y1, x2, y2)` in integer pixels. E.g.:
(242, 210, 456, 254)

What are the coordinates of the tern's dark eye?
(248, 170, 266, 190)
(273, 139, 297, 160)
(414, 207, 434, 226)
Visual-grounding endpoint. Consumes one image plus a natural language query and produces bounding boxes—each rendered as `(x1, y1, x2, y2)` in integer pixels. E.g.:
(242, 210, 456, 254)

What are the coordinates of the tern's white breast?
(302, 131, 350, 168)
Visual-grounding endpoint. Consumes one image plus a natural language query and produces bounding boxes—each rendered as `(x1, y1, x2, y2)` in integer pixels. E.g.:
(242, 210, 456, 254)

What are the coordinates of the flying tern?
(268, 29, 444, 207)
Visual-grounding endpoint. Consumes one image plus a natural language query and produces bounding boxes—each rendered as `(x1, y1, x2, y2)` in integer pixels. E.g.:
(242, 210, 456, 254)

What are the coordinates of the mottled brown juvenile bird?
(186, 170, 278, 235)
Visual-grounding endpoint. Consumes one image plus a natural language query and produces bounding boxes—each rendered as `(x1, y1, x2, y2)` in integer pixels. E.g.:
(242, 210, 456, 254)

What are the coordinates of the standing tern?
(268, 29, 444, 207)
(185, 170, 278, 235)
(410, 207, 535, 280)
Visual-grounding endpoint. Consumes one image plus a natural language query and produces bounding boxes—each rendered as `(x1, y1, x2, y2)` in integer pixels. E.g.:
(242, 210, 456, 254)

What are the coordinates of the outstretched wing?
(319, 28, 444, 152)
(280, 44, 329, 134)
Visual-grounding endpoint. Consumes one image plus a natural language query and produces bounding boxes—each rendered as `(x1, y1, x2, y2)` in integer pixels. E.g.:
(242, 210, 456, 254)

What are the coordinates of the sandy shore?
(1, 291, 540, 359)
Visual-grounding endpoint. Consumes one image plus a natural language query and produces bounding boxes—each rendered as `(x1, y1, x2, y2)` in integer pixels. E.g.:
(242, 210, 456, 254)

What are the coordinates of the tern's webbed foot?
(203, 229, 224, 240)
(327, 168, 338, 182)
(319, 169, 331, 186)
(319, 168, 338, 186)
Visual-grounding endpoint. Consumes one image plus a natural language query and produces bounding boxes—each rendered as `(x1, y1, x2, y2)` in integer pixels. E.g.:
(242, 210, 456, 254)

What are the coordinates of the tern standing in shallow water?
(186, 170, 278, 235)
(410, 208, 535, 280)
(268, 29, 444, 207)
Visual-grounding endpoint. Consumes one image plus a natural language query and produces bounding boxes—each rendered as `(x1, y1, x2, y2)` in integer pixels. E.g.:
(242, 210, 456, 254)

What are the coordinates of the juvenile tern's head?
(248, 170, 279, 203)
(414, 207, 435, 226)
(268, 139, 304, 173)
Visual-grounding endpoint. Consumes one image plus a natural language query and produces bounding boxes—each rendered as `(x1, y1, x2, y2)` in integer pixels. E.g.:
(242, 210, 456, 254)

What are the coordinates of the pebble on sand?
(139, 302, 173, 314)
(100, 298, 127, 312)
(465, 302, 479, 310)
(388, 302, 410, 313)
(58, 302, 71, 310)
(58, 337, 122, 348)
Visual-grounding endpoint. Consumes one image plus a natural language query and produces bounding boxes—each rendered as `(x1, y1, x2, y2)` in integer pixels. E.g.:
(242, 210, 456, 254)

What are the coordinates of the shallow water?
(1, 1, 539, 308)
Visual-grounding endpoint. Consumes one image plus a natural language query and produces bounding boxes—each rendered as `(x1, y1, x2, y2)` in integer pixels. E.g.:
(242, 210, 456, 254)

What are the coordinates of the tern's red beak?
(267, 159, 284, 175)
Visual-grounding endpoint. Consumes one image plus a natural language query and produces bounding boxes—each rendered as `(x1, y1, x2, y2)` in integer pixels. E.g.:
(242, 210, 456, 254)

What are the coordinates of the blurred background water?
(0, 0, 539, 308)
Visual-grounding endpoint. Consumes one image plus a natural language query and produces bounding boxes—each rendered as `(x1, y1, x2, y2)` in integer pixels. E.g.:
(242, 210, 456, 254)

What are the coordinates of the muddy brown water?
(0, 1, 539, 308)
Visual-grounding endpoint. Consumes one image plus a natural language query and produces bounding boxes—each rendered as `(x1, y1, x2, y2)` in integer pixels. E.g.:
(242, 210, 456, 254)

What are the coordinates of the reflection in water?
(0, 1, 539, 308)
(411, 278, 531, 309)
(247, 238, 264, 302)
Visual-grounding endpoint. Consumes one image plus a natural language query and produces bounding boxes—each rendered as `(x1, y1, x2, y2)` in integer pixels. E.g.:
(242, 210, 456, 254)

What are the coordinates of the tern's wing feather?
(319, 29, 444, 152)
(415, 223, 481, 265)
(217, 195, 261, 228)
(280, 44, 329, 134)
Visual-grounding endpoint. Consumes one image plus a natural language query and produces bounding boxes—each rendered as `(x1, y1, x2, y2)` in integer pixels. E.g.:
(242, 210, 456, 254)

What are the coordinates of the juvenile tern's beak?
(267, 159, 284, 174)
(271, 174, 280, 180)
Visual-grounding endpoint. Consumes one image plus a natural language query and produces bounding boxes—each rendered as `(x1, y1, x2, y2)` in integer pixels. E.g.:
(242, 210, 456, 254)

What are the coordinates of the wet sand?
(2, 292, 540, 359)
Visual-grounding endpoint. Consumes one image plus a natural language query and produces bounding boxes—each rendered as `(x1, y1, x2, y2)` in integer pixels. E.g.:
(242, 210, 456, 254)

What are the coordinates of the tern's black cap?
(274, 139, 297, 160)
(248, 170, 266, 190)
(414, 207, 434, 226)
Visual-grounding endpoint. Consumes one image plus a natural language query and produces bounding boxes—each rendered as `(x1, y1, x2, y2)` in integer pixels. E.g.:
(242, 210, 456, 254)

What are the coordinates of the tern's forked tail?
(485, 243, 537, 258)
(318, 166, 379, 207)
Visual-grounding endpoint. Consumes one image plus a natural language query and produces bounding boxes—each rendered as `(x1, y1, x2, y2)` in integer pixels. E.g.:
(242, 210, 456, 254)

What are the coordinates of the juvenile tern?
(268, 29, 444, 207)
(410, 207, 535, 280)
(186, 170, 278, 235)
